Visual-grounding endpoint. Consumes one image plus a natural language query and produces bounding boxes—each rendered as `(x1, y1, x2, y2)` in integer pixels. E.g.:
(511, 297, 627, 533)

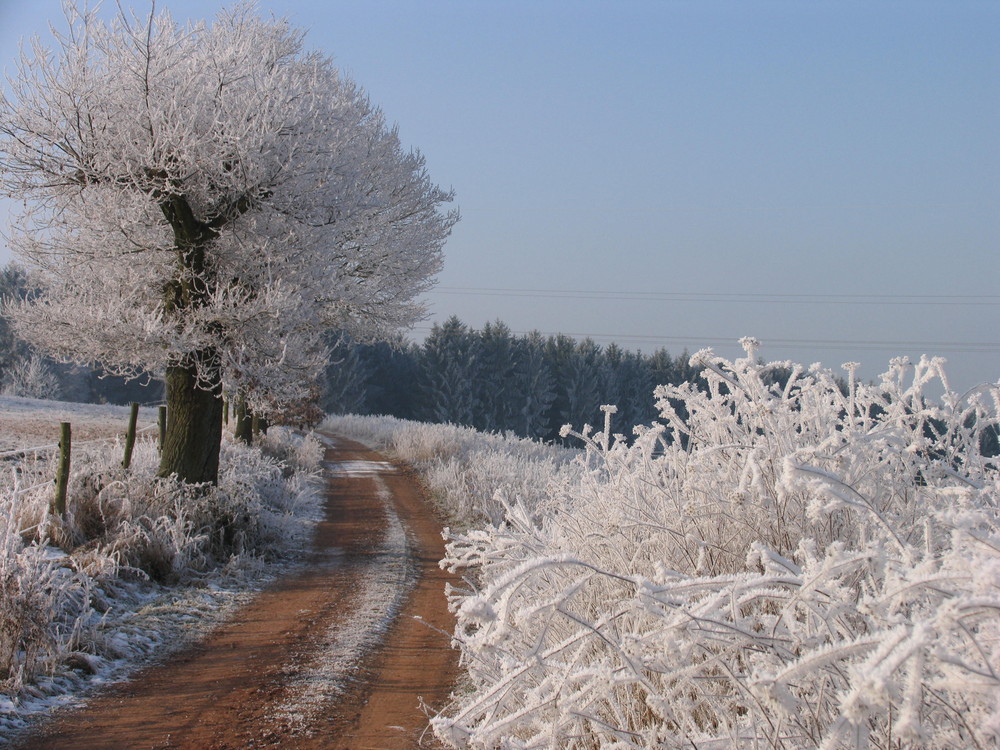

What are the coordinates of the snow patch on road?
(324, 460, 396, 476)
(272, 472, 416, 733)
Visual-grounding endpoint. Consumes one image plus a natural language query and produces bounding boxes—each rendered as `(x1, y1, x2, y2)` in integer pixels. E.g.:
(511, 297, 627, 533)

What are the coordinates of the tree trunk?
(252, 413, 268, 439)
(159, 348, 224, 484)
(233, 395, 252, 444)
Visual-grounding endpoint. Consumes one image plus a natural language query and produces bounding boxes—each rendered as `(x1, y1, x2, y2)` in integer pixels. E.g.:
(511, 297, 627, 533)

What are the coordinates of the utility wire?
(429, 286, 1000, 307)
(418, 286, 1000, 355)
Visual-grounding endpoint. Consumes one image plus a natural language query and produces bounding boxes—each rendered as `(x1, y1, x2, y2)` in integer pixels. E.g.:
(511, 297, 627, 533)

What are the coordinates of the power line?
(436, 285, 1000, 300)
(417, 286, 1000, 357)
(429, 286, 1000, 307)
(456, 202, 1000, 214)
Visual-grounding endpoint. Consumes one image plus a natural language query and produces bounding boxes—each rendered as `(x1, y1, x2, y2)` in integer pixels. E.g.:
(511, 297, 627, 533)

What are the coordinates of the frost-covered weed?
(0, 355, 62, 401)
(260, 426, 325, 476)
(428, 344, 999, 749)
(0, 428, 322, 702)
(0, 512, 91, 694)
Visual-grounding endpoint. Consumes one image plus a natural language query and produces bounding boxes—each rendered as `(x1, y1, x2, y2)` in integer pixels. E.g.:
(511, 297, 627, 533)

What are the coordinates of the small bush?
(260, 425, 325, 476)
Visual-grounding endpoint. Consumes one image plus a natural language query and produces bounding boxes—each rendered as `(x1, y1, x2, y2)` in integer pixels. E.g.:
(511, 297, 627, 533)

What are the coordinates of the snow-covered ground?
(0, 395, 159, 454)
(0, 396, 324, 741)
(0, 574, 262, 738)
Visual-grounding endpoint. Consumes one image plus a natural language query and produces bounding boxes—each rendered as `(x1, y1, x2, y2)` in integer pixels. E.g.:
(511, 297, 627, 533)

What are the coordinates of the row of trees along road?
(0, 3, 457, 483)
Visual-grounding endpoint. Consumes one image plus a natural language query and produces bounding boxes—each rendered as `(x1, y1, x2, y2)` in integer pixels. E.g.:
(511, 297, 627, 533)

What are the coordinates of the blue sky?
(1, 0, 998, 390)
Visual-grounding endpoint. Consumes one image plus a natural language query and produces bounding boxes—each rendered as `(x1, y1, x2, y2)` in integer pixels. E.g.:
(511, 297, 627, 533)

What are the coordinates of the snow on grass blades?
(328, 342, 999, 749)
(0, 421, 323, 728)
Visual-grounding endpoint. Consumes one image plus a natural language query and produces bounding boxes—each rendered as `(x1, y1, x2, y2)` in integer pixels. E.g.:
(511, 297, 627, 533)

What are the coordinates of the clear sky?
(1, 0, 997, 391)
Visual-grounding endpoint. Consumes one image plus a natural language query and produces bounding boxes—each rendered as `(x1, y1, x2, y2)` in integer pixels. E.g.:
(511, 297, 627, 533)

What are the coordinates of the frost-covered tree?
(0, 3, 456, 483)
(359, 336, 422, 420)
(514, 331, 556, 440)
(560, 337, 604, 434)
(1, 353, 63, 400)
(0, 263, 32, 378)
(475, 320, 519, 432)
(601, 343, 650, 430)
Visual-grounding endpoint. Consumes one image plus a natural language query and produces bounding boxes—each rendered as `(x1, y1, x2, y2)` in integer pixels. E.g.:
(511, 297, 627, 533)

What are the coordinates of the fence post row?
(39, 405, 166, 518)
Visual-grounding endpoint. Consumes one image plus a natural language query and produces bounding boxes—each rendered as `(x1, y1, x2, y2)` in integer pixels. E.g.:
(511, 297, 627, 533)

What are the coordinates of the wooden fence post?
(53, 422, 71, 517)
(122, 401, 140, 469)
(158, 405, 167, 453)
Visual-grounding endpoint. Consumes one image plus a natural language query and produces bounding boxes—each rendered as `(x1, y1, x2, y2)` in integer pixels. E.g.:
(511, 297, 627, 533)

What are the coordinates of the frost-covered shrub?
(434, 342, 1000, 749)
(0, 455, 103, 692)
(0, 354, 62, 401)
(10, 438, 317, 582)
(0, 508, 93, 693)
(260, 426, 325, 476)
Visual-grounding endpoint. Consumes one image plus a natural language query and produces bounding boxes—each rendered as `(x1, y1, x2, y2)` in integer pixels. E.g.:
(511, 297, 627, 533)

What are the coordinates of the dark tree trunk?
(159, 348, 224, 484)
(233, 395, 252, 444)
(252, 413, 268, 438)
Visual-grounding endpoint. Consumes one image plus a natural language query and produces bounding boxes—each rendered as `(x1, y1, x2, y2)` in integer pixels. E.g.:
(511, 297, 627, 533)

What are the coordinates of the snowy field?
(327, 345, 1000, 750)
(0, 396, 324, 741)
(0, 396, 159, 454)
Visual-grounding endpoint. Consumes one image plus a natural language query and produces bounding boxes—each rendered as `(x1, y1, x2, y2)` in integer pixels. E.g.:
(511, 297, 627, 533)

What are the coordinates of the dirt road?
(13, 435, 458, 749)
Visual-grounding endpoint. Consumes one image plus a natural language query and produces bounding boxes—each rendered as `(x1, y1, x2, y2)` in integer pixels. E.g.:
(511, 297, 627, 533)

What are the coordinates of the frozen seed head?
(739, 336, 761, 358)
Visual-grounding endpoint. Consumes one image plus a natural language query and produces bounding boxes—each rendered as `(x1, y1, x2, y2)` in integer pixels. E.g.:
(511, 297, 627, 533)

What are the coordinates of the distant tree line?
(322, 315, 704, 442)
(8, 260, 992, 454)
(3, 263, 700, 429)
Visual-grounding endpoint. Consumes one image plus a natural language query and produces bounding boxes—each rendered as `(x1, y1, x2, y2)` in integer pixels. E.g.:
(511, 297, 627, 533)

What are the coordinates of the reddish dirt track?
(11, 435, 459, 750)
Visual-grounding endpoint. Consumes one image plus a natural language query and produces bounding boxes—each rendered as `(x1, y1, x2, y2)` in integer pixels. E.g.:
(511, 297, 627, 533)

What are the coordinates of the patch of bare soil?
(11, 435, 459, 749)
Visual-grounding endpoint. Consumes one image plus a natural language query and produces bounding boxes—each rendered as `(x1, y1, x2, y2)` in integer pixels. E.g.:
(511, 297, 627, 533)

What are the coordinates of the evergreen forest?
(322, 315, 704, 442)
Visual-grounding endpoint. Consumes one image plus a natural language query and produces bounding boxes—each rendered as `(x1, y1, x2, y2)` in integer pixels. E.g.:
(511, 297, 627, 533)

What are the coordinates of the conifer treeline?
(322, 316, 703, 442)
